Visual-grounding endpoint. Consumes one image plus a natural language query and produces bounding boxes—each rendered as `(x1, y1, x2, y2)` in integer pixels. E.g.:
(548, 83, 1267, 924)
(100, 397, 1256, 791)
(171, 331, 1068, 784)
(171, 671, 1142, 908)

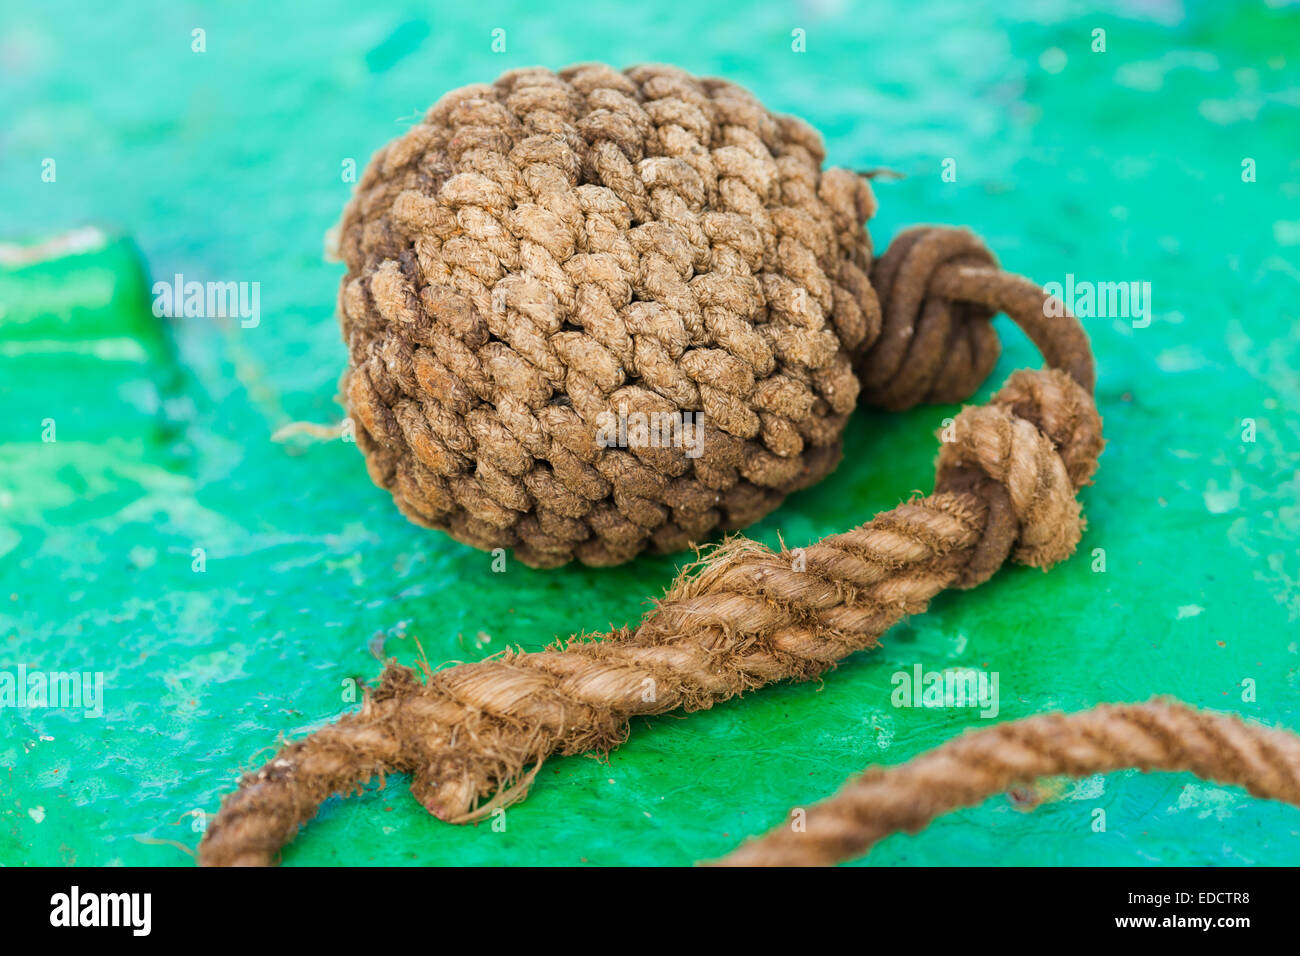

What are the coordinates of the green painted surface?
(1, 0, 1298, 866)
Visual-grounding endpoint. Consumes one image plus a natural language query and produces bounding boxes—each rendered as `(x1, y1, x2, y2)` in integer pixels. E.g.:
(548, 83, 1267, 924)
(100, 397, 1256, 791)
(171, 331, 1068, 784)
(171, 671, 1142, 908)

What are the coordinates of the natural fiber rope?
(717, 700, 1300, 866)
(336, 64, 1090, 568)
(197, 64, 1120, 867)
(199, 278, 1101, 865)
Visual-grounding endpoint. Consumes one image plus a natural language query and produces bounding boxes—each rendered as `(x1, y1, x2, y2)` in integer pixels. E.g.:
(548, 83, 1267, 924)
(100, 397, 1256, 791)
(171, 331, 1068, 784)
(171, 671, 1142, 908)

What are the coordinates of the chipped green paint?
(1, 0, 1298, 866)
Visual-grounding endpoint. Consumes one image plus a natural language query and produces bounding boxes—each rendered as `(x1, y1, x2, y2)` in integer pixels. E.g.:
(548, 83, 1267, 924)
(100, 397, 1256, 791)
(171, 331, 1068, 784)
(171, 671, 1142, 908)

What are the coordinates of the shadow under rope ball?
(196, 64, 1300, 866)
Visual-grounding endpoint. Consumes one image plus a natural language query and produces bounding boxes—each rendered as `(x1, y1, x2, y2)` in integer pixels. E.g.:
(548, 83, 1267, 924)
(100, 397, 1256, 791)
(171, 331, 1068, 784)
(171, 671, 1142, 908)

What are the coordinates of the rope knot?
(935, 368, 1103, 572)
(197, 63, 1115, 870)
(859, 226, 1002, 411)
(335, 67, 1101, 570)
(337, 64, 888, 568)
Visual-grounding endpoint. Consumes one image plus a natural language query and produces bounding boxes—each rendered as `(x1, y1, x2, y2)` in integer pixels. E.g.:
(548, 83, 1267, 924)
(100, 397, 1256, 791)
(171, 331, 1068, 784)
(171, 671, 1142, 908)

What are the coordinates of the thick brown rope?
(717, 700, 1300, 866)
(198, 64, 1109, 866)
(865, 225, 1094, 408)
(195, 64, 1293, 871)
(337, 64, 1073, 569)
(198, 238, 1102, 865)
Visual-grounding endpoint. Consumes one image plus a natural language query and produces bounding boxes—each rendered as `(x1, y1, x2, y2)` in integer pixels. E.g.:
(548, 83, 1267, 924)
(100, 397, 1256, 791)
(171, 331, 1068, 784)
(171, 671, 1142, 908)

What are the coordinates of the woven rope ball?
(335, 63, 988, 568)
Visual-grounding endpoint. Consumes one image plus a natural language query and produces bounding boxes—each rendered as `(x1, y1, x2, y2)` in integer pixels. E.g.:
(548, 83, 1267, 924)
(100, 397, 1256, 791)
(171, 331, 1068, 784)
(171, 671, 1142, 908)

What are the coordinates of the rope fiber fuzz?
(199, 265, 1104, 865)
(335, 64, 1089, 568)
(196, 64, 1285, 868)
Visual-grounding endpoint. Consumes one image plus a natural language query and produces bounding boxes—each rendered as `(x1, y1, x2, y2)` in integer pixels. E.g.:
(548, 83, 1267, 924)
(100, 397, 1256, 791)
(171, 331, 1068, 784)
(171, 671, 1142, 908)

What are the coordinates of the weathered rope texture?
(337, 64, 1094, 568)
(718, 701, 1300, 866)
(198, 64, 1107, 867)
(198, 347, 1102, 865)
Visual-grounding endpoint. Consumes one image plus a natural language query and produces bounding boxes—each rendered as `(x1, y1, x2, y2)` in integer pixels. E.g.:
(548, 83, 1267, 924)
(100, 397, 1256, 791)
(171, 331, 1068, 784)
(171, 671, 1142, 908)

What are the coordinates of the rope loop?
(336, 67, 1098, 569)
(860, 225, 1002, 410)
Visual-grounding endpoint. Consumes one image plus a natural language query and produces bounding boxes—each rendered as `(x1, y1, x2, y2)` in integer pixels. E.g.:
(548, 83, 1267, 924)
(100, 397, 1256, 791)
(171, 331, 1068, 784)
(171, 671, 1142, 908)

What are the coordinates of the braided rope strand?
(336, 66, 1087, 569)
(717, 701, 1300, 866)
(339, 64, 884, 567)
(198, 354, 1103, 865)
(197, 64, 1114, 866)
